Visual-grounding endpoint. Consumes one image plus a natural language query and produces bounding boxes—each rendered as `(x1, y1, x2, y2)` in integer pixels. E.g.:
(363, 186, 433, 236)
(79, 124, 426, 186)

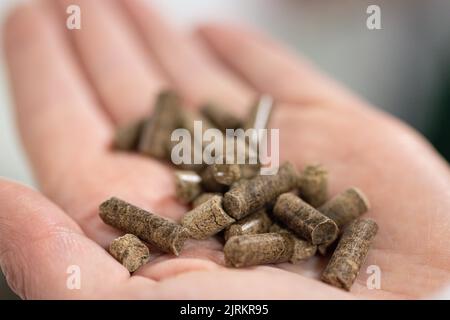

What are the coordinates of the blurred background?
(0, 0, 449, 299)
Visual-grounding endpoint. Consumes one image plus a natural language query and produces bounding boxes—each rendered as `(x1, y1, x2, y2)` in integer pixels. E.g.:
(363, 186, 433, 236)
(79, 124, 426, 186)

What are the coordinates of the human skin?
(1, 0, 449, 299)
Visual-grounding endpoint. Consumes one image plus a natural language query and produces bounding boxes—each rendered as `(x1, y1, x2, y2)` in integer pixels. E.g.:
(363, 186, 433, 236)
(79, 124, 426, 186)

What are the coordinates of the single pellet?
(99, 197, 189, 256)
(269, 223, 317, 263)
(201, 103, 242, 131)
(298, 164, 328, 208)
(223, 162, 298, 220)
(273, 193, 338, 245)
(114, 118, 145, 151)
(319, 187, 370, 230)
(109, 234, 150, 273)
(192, 192, 222, 208)
(139, 90, 181, 159)
(181, 195, 235, 240)
(224, 233, 294, 268)
(244, 94, 274, 131)
(321, 218, 378, 291)
(174, 170, 202, 203)
(201, 164, 241, 192)
(224, 209, 272, 241)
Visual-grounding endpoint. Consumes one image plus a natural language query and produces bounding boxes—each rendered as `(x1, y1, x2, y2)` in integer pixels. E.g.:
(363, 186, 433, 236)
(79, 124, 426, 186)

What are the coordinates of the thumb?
(0, 179, 128, 299)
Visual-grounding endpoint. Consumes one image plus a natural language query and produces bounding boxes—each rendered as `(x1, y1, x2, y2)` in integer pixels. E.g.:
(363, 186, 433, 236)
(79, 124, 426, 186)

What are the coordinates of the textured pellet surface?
(99, 197, 189, 256)
(181, 195, 235, 239)
(224, 233, 294, 268)
(273, 193, 338, 245)
(269, 223, 317, 263)
(138, 91, 180, 159)
(298, 164, 328, 208)
(192, 193, 222, 208)
(319, 187, 370, 229)
(224, 209, 272, 241)
(109, 234, 150, 273)
(175, 170, 202, 203)
(321, 218, 378, 291)
(223, 162, 298, 219)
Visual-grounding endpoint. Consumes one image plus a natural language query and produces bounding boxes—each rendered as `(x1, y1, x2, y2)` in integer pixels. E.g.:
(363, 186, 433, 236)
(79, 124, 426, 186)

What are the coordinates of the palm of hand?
(1, 0, 449, 299)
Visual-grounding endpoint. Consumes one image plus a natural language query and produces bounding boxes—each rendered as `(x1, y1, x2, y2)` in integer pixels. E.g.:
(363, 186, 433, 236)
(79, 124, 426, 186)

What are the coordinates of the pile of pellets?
(99, 90, 378, 291)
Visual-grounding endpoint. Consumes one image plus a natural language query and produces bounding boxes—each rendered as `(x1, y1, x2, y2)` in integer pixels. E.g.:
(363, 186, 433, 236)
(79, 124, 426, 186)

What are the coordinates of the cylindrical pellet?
(181, 195, 235, 240)
(139, 90, 181, 159)
(201, 103, 242, 131)
(321, 218, 378, 291)
(99, 197, 189, 256)
(243, 94, 274, 131)
(174, 170, 203, 203)
(224, 209, 272, 241)
(223, 162, 298, 220)
(298, 164, 328, 208)
(319, 187, 370, 229)
(269, 223, 317, 263)
(201, 164, 241, 192)
(224, 233, 294, 268)
(114, 118, 145, 151)
(109, 234, 150, 273)
(192, 192, 222, 208)
(273, 193, 338, 245)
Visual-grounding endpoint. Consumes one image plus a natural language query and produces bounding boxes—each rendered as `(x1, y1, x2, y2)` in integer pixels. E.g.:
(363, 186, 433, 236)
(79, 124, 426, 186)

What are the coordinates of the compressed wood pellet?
(99, 197, 189, 256)
(109, 234, 150, 273)
(223, 162, 298, 220)
(317, 187, 370, 255)
(269, 223, 317, 263)
(114, 118, 145, 151)
(244, 94, 274, 131)
(139, 90, 181, 159)
(224, 209, 272, 241)
(174, 170, 203, 203)
(319, 187, 370, 230)
(201, 103, 242, 131)
(321, 218, 378, 291)
(192, 192, 222, 208)
(201, 164, 241, 192)
(181, 195, 235, 240)
(224, 233, 294, 268)
(273, 193, 338, 245)
(298, 164, 328, 208)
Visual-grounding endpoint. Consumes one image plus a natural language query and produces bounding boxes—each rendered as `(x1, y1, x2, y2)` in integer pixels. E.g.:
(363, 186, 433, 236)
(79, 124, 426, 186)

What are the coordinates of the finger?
(0, 179, 142, 299)
(199, 24, 361, 108)
(56, 0, 167, 125)
(122, 0, 254, 116)
(3, 2, 112, 194)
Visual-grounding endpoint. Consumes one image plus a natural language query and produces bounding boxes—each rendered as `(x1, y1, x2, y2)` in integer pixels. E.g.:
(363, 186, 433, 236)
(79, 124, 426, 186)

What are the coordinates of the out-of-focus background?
(1, 0, 449, 299)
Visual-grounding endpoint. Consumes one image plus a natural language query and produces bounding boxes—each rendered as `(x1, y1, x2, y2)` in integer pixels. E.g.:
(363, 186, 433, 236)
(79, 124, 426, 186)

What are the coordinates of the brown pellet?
(321, 218, 378, 291)
(223, 162, 298, 220)
(244, 94, 274, 131)
(201, 103, 242, 131)
(201, 163, 241, 192)
(298, 164, 328, 208)
(99, 197, 189, 256)
(181, 195, 235, 240)
(114, 118, 145, 151)
(224, 209, 272, 241)
(109, 234, 150, 273)
(269, 223, 317, 263)
(319, 187, 370, 230)
(273, 193, 338, 245)
(174, 170, 203, 203)
(192, 192, 222, 208)
(224, 233, 294, 268)
(139, 90, 181, 159)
